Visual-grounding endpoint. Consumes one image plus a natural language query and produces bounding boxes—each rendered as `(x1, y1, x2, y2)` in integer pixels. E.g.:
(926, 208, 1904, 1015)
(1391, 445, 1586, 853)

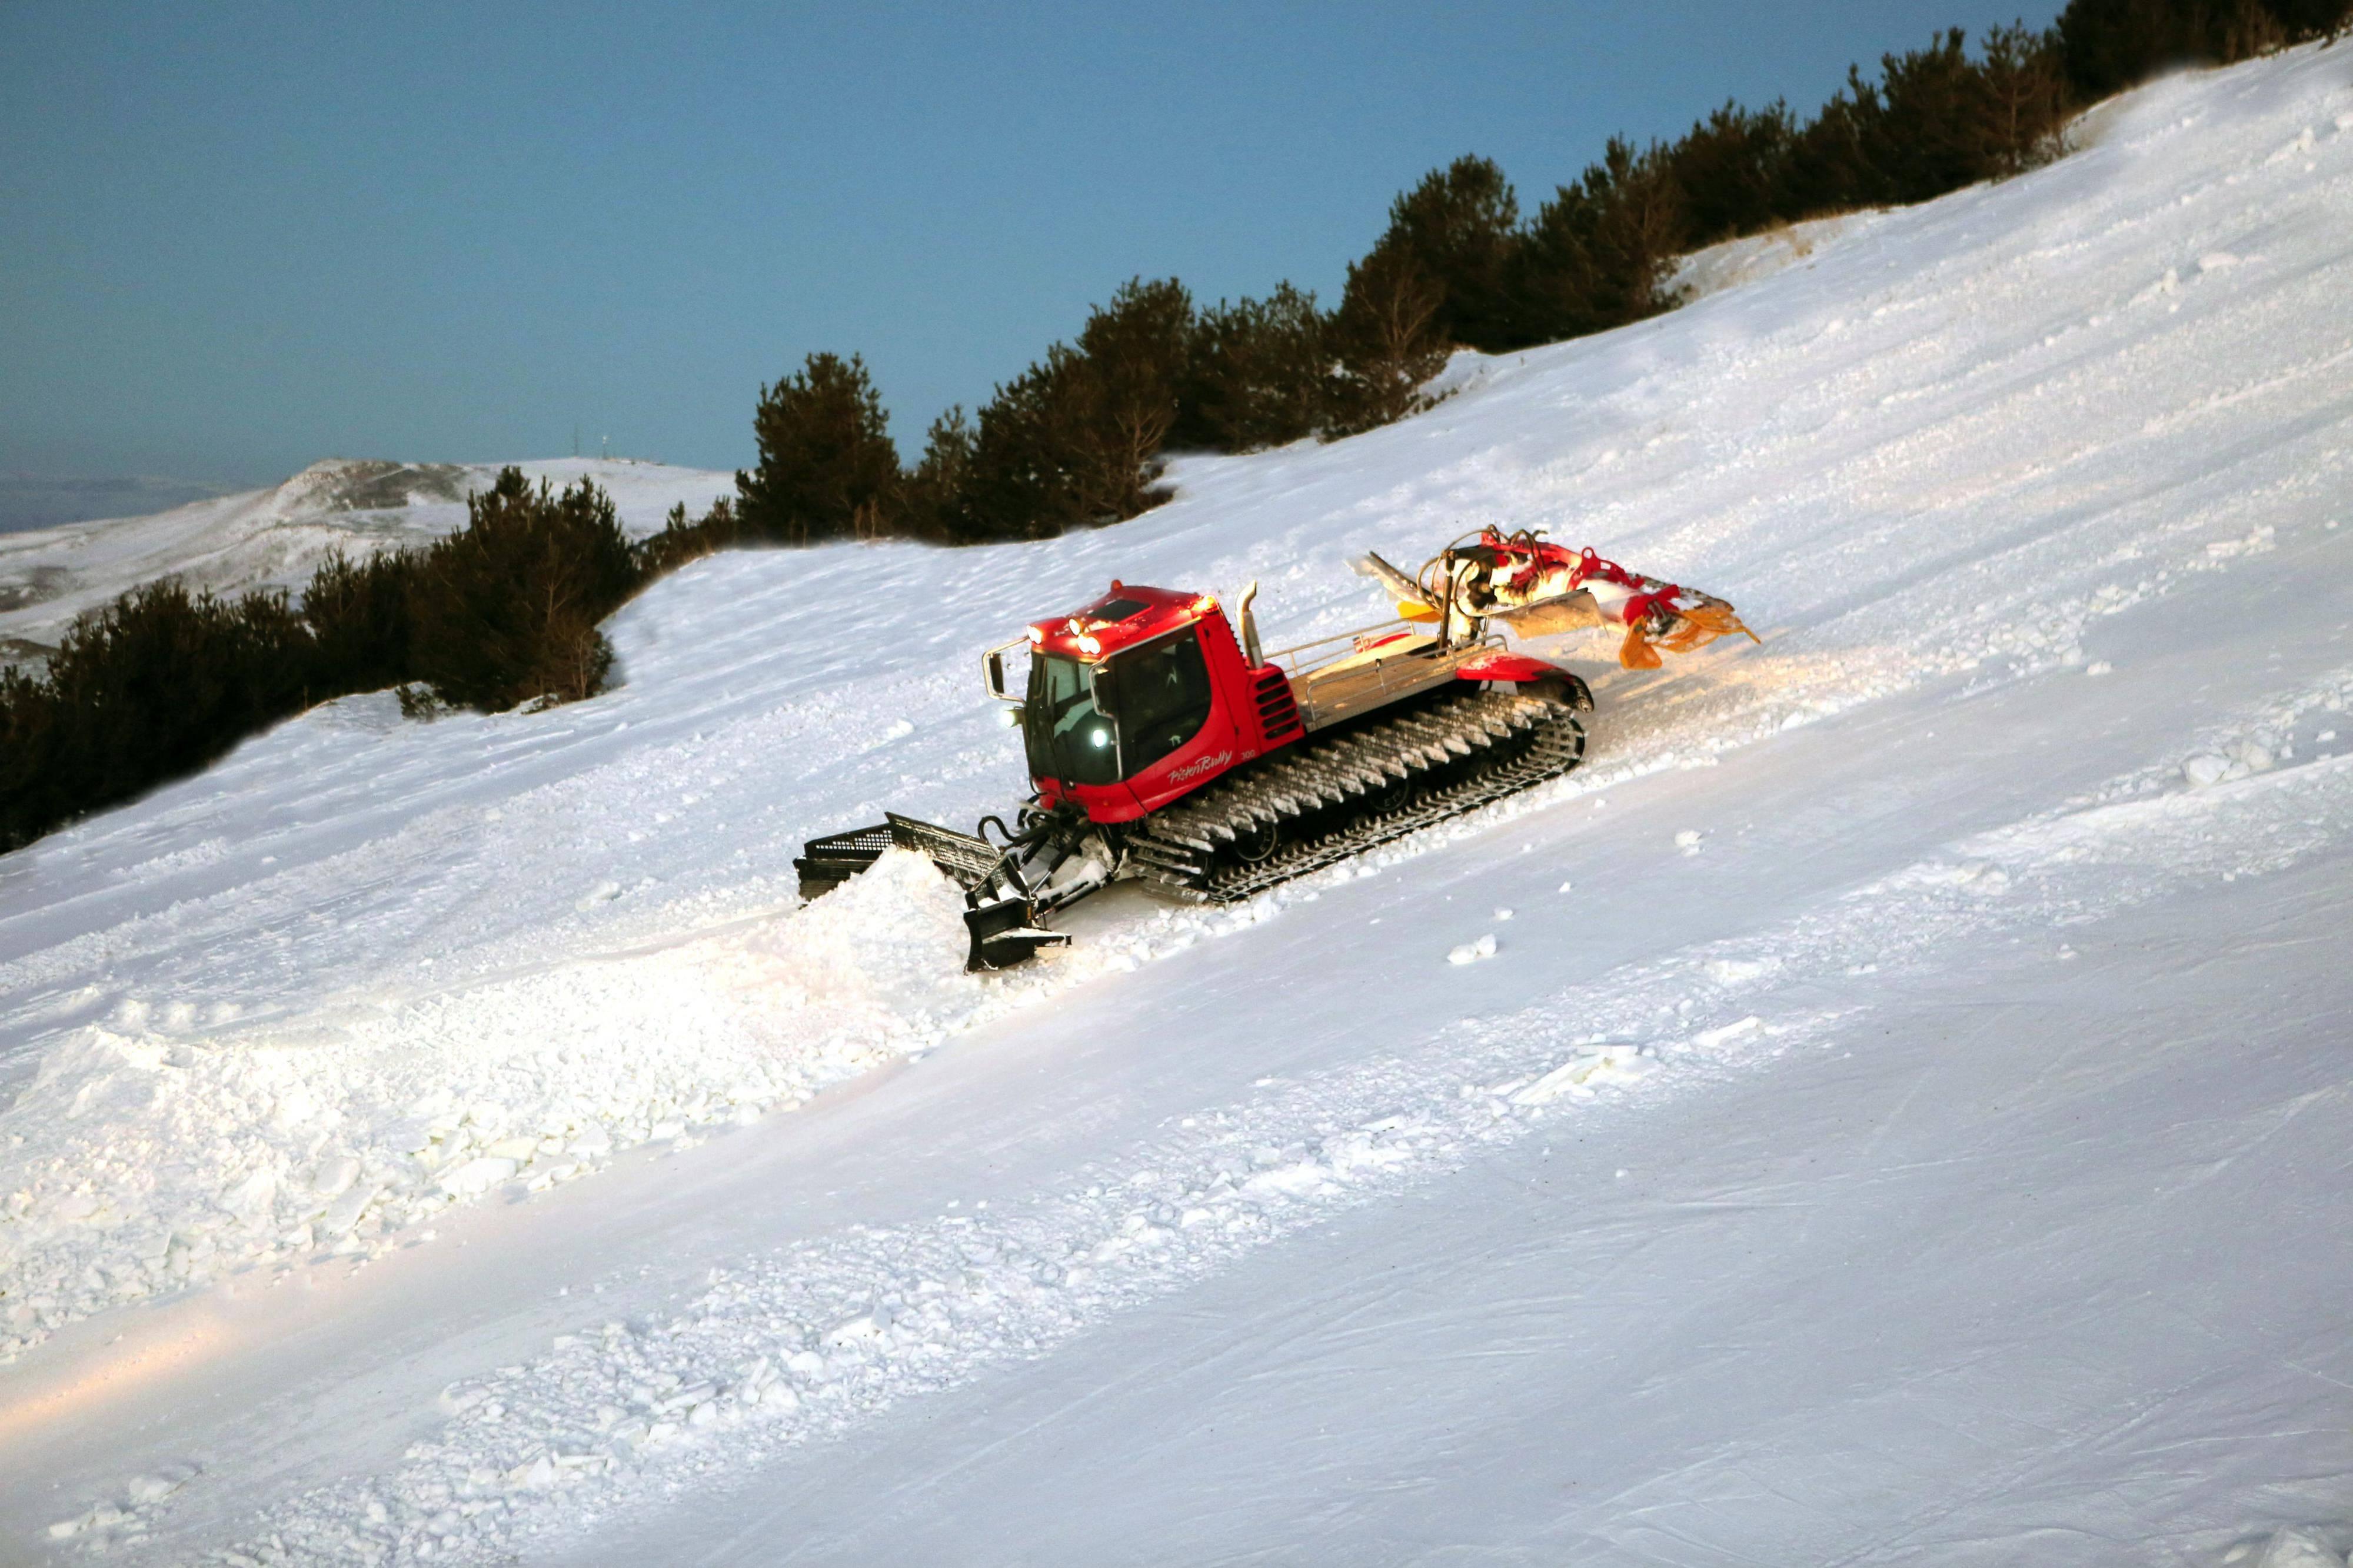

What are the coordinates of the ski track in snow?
(5, 41, 2353, 1566)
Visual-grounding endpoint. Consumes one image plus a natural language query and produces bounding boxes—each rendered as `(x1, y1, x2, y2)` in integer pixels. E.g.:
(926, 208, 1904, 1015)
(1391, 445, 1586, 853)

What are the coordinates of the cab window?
(1111, 627, 1213, 773)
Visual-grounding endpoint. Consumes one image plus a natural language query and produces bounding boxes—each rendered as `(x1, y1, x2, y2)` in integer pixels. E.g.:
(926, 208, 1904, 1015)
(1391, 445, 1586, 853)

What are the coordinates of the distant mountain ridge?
(0, 456, 733, 665)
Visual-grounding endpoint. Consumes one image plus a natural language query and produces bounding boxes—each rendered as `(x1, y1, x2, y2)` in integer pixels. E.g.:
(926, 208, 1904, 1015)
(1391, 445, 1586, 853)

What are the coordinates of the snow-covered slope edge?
(0, 457, 731, 660)
(1663, 208, 1891, 307)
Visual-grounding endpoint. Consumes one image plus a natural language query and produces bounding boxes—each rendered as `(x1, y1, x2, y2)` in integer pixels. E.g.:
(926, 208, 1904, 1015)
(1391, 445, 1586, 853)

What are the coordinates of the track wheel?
(1234, 817, 1282, 863)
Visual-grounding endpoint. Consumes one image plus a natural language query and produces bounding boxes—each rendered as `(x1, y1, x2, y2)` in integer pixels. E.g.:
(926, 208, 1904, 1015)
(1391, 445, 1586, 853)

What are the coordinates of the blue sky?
(2, 1, 2062, 491)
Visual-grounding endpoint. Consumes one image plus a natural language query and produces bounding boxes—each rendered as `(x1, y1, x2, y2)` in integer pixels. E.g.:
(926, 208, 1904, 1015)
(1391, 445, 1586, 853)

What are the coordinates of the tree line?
(3, 0, 2342, 854)
(696, 0, 2347, 551)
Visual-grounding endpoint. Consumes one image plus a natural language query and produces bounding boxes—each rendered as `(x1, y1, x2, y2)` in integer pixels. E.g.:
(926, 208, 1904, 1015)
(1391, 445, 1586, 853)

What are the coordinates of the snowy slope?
(0, 457, 733, 662)
(1663, 208, 1891, 305)
(3, 44, 2352, 1567)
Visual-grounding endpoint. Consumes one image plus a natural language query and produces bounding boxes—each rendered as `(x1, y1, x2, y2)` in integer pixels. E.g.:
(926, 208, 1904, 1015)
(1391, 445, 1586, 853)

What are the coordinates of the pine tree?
(1666, 102, 1798, 247)
(1360, 157, 1524, 351)
(1328, 246, 1449, 432)
(634, 497, 741, 577)
(1776, 64, 1893, 217)
(2259, 0, 2353, 37)
(405, 469, 638, 711)
(957, 281, 1196, 540)
(1516, 138, 1686, 342)
(1865, 29, 1996, 202)
(1, 581, 315, 849)
(1178, 284, 1333, 451)
(1973, 23, 2071, 176)
(1076, 277, 1195, 507)
(734, 352, 903, 545)
(900, 407, 977, 542)
(302, 547, 414, 696)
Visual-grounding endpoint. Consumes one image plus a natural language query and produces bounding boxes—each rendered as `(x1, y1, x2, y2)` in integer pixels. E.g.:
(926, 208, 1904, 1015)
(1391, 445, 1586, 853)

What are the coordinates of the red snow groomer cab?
(797, 530, 1753, 969)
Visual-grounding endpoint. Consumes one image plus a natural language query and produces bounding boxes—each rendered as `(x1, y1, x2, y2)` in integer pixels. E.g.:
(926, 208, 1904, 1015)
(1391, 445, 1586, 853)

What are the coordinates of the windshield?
(1023, 631, 1214, 788)
(1024, 652, 1120, 786)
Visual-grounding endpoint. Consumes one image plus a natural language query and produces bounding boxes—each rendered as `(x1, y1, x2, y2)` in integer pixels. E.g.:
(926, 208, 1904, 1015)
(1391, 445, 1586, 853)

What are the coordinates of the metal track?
(1123, 688, 1586, 903)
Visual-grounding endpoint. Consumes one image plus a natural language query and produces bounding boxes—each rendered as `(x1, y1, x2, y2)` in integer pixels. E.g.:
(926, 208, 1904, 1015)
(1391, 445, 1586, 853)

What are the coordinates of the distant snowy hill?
(2, 45, 2350, 1568)
(0, 456, 732, 663)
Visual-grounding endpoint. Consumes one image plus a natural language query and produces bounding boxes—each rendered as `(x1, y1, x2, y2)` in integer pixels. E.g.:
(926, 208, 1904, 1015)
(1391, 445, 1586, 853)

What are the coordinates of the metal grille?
(885, 813, 1003, 890)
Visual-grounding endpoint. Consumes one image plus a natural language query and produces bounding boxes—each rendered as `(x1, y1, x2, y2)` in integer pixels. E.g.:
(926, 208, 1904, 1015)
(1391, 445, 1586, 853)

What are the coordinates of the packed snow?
(0, 457, 731, 664)
(4, 43, 2353, 1567)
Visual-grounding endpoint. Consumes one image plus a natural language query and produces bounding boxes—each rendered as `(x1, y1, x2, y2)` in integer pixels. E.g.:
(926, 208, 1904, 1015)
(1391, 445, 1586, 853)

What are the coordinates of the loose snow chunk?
(319, 1177, 378, 1243)
(1689, 1015, 1766, 1053)
(2242, 1527, 2347, 1568)
(221, 1167, 279, 1227)
(1675, 830, 1704, 853)
(505, 1454, 557, 1491)
(1704, 957, 1775, 985)
(2206, 524, 2276, 559)
(124, 1473, 186, 1505)
(1948, 861, 2010, 894)
(438, 1157, 518, 1197)
(824, 1314, 884, 1349)
(1244, 1162, 1332, 1197)
(2185, 753, 2232, 788)
(1447, 934, 1499, 965)
(308, 1156, 361, 1197)
(1515, 1046, 1657, 1105)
